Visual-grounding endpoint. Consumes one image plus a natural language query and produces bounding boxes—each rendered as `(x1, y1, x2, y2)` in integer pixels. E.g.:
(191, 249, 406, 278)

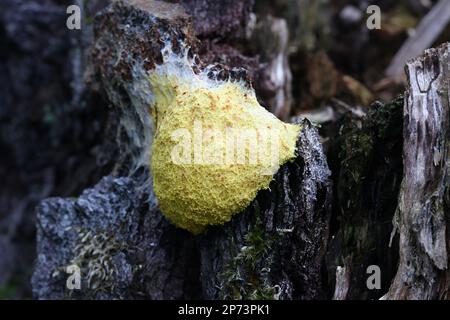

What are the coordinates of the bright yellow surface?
(150, 72, 300, 234)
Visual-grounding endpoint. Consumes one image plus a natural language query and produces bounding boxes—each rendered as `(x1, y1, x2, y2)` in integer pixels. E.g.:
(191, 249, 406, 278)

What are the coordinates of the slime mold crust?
(149, 48, 300, 234)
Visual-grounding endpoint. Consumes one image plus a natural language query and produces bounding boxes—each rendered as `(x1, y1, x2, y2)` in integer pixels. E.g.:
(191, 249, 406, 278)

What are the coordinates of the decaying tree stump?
(384, 43, 450, 300)
(32, 0, 331, 299)
(328, 44, 450, 300)
(30, 0, 450, 301)
(200, 120, 331, 300)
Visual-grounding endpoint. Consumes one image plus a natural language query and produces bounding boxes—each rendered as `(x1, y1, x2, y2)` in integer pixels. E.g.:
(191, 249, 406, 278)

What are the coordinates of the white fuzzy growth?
(150, 40, 254, 100)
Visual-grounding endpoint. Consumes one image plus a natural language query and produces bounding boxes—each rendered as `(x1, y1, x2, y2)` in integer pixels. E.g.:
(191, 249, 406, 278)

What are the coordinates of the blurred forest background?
(0, 0, 449, 299)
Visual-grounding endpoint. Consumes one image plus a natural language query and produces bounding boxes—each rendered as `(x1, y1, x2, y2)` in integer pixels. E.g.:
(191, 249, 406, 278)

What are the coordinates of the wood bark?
(199, 120, 331, 300)
(384, 43, 450, 300)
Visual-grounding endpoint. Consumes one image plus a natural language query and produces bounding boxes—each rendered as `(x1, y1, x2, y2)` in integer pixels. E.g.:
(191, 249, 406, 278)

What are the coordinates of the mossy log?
(327, 97, 403, 300)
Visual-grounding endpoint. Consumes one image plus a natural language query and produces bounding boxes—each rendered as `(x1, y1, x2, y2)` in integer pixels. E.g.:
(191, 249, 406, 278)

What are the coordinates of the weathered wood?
(332, 266, 350, 300)
(32, 173, 202, 299)
(248, 15, 293, 119)
(384, 43, 450, 300)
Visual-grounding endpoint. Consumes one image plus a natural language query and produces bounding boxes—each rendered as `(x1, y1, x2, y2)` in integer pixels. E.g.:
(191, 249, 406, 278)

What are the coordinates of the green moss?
(366, 96, 403, 140)
(218, 211, 281, 300)
(337, 96, 403, 257)
(338, 96, 403, 215)
(0, 271, 31, 299)
(56, 229, 127, 297)
(0, 281, 18, 299)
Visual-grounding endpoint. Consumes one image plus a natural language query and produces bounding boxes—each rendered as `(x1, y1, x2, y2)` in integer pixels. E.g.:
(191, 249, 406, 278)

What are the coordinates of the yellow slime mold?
(150, 72, 300, 234)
